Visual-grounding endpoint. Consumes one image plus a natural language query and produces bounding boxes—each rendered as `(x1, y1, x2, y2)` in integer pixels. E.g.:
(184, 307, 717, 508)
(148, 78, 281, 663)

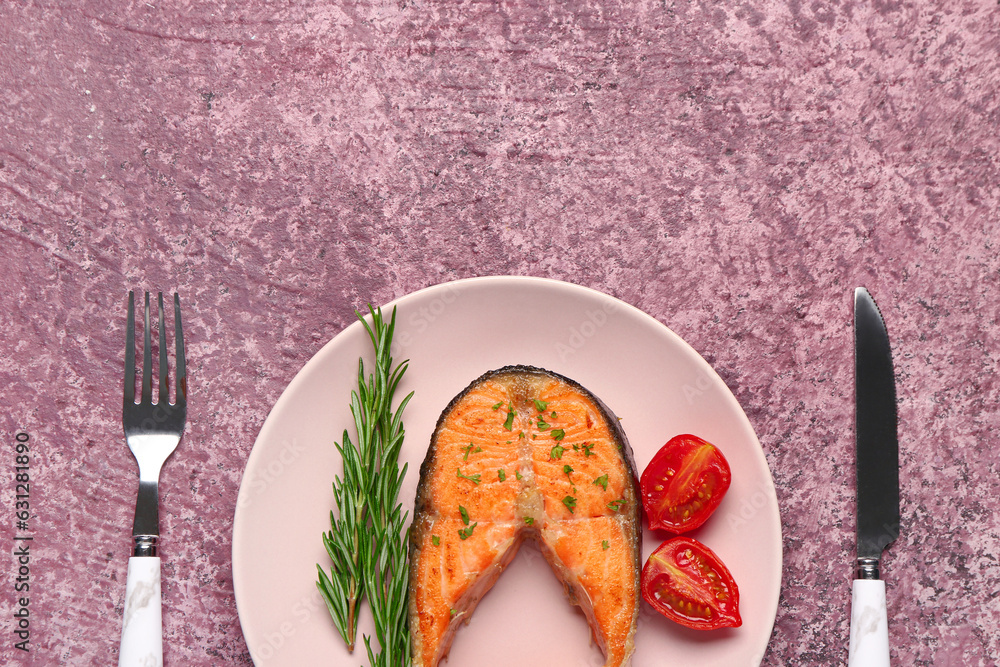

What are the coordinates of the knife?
(848, 287, 900, 667)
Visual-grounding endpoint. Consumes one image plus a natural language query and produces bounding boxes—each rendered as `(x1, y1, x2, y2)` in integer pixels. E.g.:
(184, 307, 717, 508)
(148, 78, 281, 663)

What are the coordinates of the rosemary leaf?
(317, 305, 413, 667)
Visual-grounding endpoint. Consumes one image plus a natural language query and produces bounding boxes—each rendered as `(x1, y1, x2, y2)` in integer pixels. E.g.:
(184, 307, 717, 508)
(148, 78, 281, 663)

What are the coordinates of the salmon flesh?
(408, 365, 641, 667)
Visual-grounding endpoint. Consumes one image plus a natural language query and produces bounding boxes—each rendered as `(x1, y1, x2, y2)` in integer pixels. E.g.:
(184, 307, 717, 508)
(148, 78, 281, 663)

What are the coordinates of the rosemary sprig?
(317, 305, 413, 667)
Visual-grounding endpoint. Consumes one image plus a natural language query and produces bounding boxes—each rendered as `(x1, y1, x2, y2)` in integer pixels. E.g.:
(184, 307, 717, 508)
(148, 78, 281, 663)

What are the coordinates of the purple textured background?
(1, 0, 998, 665)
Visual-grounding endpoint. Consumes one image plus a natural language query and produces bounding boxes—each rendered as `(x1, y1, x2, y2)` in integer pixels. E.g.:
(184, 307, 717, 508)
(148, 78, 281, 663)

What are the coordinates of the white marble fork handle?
(848, 579, 890, 667)
(118, 556, 162, 667)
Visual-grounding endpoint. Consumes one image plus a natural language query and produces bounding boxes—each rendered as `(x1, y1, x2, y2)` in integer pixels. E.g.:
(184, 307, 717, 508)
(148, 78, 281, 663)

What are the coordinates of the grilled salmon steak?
(408, 365, 641, 667)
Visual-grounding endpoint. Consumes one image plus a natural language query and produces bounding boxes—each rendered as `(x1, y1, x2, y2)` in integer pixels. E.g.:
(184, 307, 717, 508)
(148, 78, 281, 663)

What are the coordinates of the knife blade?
(848, 287, 900, 667)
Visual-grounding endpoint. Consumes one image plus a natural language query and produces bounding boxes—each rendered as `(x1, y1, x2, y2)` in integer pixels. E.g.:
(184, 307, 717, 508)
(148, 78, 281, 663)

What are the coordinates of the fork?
(118, 291, 187, 667)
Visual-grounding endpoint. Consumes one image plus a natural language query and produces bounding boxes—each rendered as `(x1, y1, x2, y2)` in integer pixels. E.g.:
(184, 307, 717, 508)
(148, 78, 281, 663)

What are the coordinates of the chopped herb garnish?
(524, 516, 535, 525)
(533, 399, 548, 412)
(502, 403, 515, 430)
(458, 523, 478, 540)
(550, 444, 565, 460)
(492, 401, 503, 411)
(462, 442, 482, 461)
(515, 470, 523, 480)
(582, 443, 595, 457)
(432, 535, 440, 546)
(450, 608, 458, 616)
(459, 505, 470, 525)
(563, 464, 574, 477)
(594, 474, 609, 491)
(550, 411, 556, 418)
(562, 495, 577, 513)
(607, 499, 625, 512)
(602, 540, 610, 550)
(536, 417, 550, 431)
(498, 468, 506, 482)
(456, 467, 482, 485)
(551, 428, 566, 441)
(518, 431, 526, 439)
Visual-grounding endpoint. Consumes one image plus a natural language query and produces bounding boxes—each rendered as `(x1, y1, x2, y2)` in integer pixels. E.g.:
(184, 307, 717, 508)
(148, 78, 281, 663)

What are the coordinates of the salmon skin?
(408, 365, 641, 667)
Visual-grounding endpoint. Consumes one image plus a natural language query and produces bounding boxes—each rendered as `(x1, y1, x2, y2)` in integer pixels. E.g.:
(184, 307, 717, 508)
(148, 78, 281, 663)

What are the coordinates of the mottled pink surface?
(1, 0, 998, 665)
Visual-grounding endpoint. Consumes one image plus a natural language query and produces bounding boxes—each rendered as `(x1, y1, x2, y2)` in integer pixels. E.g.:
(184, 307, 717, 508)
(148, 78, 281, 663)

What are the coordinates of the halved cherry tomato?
(641, 536, 742, 630)
(640, 434, 731, 533)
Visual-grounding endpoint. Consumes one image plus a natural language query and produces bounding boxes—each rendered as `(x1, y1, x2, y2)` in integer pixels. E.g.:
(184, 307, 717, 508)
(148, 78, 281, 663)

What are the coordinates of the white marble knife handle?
(848, 578, 890, 667)
(118, 556, 163, 667)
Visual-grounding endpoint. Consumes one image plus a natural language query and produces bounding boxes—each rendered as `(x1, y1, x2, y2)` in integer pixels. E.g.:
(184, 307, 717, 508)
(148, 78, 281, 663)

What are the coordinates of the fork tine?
(174, 293, 187, 405)
(124, 291, 136, 406)
(141, 291, 153, 404)
(157, 292, 168, 404)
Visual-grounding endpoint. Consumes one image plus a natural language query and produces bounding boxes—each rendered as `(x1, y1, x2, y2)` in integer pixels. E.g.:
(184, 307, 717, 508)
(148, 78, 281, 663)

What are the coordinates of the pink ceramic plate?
(233, 276, 781, 666)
